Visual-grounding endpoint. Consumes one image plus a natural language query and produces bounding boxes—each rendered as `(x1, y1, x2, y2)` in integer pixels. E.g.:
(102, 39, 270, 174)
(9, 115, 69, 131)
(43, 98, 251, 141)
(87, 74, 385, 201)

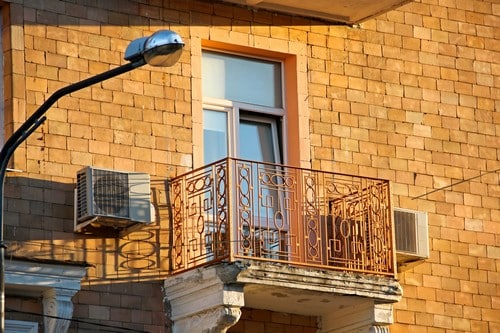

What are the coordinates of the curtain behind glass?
(202, 51, 282, 108)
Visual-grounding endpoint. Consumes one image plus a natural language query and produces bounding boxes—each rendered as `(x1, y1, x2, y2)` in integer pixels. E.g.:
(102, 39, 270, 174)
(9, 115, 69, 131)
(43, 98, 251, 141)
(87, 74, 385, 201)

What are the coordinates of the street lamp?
(0, 30, 184, 332)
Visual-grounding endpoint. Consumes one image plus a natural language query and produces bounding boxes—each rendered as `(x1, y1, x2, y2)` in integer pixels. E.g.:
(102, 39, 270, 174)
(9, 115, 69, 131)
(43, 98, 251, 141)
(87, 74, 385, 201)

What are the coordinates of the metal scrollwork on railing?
(325, 178, 360, 197)
(303, 174, 321, 263)
(170, 158, 394, 276)
(236, 161, 253, 254)
(214, 163, 228, 257)
(171, 179, 184, 270)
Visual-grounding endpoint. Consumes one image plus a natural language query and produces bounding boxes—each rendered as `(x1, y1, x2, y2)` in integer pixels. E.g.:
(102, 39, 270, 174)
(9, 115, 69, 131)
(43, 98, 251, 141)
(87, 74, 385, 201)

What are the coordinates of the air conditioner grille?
(76, 171, 88, 219)
(92, 169, 129, 218)
(394, 210, 417, 253)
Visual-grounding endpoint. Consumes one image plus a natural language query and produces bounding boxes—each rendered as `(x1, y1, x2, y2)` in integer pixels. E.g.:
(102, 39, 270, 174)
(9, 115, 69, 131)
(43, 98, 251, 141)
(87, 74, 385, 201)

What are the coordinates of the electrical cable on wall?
(6, 308, 147, 333)
(412, 167, 500, 200)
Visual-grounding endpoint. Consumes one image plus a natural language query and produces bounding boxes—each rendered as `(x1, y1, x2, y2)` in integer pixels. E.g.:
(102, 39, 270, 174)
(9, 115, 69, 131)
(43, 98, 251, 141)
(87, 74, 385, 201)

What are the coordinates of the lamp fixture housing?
(124, 30, 184, 66)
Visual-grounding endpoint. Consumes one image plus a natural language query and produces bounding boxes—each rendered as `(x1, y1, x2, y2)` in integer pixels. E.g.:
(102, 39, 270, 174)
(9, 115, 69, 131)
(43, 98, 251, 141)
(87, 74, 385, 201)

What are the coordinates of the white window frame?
(6, 320, 38, 333)
(203, 97, 287, 164)
(239, 112, 282, 164)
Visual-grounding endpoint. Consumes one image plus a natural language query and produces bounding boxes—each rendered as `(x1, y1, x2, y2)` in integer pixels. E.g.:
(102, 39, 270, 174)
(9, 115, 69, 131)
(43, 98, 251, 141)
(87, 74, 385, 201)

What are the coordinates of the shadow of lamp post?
(0, 30, 184, 332)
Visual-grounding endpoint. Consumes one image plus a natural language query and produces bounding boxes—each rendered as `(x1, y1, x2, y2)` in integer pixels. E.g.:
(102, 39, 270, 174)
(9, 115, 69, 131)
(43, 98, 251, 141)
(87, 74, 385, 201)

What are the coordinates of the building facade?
(0, 0, 498, 332)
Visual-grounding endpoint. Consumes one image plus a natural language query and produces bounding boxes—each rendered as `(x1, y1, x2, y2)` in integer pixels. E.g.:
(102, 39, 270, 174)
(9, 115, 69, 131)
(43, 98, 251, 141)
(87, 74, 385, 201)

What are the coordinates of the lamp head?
(125, 30, 184, 67)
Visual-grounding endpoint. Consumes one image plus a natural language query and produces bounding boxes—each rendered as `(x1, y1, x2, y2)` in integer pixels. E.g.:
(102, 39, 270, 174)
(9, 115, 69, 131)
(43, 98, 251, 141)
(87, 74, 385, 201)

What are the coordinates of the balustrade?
(170, 158, 394, 276)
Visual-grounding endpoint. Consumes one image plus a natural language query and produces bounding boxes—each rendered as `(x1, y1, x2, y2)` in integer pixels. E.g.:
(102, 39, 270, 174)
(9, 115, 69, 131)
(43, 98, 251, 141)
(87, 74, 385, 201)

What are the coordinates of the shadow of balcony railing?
(170, 157, 395, 277)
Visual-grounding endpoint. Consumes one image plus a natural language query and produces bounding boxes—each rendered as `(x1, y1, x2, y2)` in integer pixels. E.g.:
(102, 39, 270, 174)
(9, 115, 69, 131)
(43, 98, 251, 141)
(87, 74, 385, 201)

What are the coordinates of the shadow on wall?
(16, 0, 349, 27)
(3, 175, 173, 283)
(6, 278, 167, 332)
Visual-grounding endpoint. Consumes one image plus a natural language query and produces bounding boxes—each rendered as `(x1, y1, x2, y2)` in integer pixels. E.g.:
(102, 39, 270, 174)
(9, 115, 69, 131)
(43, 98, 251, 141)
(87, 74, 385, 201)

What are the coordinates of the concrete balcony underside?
(220, 0, 413, 24)
(164, 261, 402, 333)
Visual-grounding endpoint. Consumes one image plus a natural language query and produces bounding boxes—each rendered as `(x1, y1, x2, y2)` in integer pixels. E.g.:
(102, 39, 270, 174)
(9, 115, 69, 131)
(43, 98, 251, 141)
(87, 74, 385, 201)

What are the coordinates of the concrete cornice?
(5, 258, 87, 294)
(4, 259, 88, 333)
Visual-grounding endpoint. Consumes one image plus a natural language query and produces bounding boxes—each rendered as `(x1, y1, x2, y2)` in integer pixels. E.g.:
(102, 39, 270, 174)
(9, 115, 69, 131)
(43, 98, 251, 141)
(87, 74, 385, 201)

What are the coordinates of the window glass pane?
(239, 118, 283, 228)
(239, 119, 276, 163)
(202, 51, 282, 108)
(203, 109, 228, 164)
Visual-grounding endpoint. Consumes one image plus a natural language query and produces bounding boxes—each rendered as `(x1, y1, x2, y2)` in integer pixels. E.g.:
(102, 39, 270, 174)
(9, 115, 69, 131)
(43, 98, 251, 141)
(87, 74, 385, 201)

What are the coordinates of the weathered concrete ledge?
(5, 258, 88, 333)
(234, 260, 402, 303)
(164, 261, 403, 332)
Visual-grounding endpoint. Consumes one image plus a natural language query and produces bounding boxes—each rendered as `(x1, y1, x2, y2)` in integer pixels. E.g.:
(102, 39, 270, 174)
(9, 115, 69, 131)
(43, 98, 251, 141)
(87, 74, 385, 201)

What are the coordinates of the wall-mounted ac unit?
(74, 166, 152, 235)
(394, 208, 429, 266)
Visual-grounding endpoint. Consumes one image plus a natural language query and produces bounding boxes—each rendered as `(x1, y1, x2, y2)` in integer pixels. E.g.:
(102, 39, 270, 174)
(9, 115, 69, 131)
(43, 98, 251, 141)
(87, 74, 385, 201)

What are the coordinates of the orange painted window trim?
(200, 40, 300, 167)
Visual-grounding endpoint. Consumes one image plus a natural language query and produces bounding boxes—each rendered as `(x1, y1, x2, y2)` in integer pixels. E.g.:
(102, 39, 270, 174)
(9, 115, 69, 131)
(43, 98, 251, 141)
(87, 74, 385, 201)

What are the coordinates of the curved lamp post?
(0, 30, 184, 332)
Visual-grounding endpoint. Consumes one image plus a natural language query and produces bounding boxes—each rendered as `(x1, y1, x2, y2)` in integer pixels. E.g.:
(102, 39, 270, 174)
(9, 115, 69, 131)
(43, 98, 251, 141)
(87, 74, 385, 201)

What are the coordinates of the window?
(6, 320, 38, 333)
(202, 49, 289, 258)
(202, 50, 285, 164)
(191, 38, 307, 264)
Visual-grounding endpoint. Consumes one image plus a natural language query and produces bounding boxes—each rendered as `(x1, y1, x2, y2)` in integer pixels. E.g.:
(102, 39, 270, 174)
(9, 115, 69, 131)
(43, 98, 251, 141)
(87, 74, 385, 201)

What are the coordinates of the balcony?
(220, 0, 413, 24)
(169, 157, 395, 277)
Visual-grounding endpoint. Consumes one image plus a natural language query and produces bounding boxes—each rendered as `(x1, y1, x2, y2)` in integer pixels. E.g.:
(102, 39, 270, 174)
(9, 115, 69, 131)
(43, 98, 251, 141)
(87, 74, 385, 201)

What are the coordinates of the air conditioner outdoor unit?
(74, 166, 152, 234)
(394, 208, 429, 266)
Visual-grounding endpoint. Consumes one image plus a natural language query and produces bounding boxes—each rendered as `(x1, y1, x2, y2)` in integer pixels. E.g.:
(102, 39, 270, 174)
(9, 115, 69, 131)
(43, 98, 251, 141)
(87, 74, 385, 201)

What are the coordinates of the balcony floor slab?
(233, 260, 402, 316)
(164, 260, 402, 332)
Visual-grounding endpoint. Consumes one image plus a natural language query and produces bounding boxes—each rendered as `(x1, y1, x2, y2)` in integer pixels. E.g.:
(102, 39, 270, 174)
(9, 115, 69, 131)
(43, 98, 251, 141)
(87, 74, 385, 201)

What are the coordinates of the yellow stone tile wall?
(364, 2, 498, 332)
(1, 0, 498, 331)
(3, 1, 192, 330)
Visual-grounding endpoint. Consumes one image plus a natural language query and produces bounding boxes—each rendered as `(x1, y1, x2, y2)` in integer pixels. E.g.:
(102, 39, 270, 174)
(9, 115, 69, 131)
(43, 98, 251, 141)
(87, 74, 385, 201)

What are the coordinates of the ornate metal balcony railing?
(170, 158, 395, 276)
